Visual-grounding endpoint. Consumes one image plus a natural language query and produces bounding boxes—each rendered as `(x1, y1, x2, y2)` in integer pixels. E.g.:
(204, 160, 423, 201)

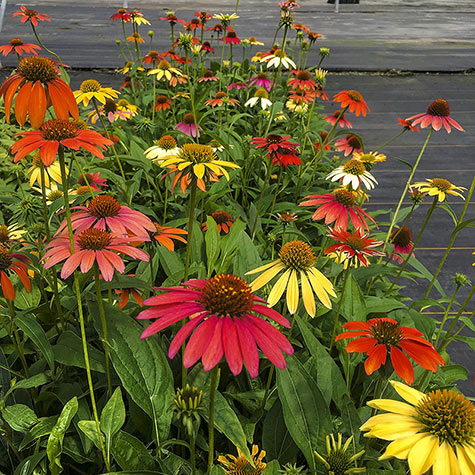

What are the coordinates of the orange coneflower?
(333, 89, 369, 117)
(288, 87, 315, 104)
(288, 69, 316, 90)
(162, 49, 180, 61)
(0, 57, 79, 129)
(184, 18, 203, 32)
(0, 245, 31, 301)
(143, 50, 163, 65)
(154, 95, 172, 111)
(152, 223, 187, 251)
(0, 38, 41, 57)
(397, 118, 419, 132)
(202, 210, 235, 234)
(127, 32, 145, 43)
(204, 91, 239, 107)
(12, 5, 50, 26)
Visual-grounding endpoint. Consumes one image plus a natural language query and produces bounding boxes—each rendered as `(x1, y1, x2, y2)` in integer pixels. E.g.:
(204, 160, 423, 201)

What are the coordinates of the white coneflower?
(245, 88, 272, 110)
(326, 158, 378, 191)
(265, 49, 296, 69)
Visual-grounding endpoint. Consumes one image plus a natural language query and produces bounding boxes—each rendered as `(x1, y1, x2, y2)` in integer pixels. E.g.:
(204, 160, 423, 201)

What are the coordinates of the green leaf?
(91, 302, 174, 442)
(47, 397, 78, 475)
(13, 282, 41, 310)
(101, 387, 126, 454)
(340, 273, 367, 321)
(208, 467, 226, 475)
(233, 232, 261, 279)
(156, 245, 184, 278)
(15, 313, 54, 370)
(365, 296, 406, 315)
(78, 420, 103, 448)
(205, 216, 220, 275)
(20, 416, 58, 450)
(4, 372, 49, 398)
(263, 460, 280, 474)
(53, 331, 106, 373)
(13, 453, 46, 475)
(2, 404, 38, 432)
(111, 431, 158, 471)
(277, 354, 332, 470)
(440, 365, 468, 383)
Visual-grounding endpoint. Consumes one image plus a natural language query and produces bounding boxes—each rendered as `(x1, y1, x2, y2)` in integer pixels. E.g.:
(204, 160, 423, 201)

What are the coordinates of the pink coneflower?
(300, 188, 377, 232)
(221, 29, 241, 45)
(405, 99, 464, 133)
(198, 70, 219, 82)
(335, 133, 363, 156)
(43, 229, 149, 281)
(324, 109, 352, 128)
(138, 274, 294, 377)
(389, 227, 414, 264)
(228, 81, 248, 91)
(248, 72, 275, 91)
(175, 113, 202, 138)
(0, 38, 41, 57)
(56, 195, 155, 239)
(78, 172, 107, 191)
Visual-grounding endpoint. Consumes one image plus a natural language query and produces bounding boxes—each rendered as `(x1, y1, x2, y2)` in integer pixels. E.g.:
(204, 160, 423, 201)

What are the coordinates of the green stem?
(31, 24, 63, 68)
(329, 268, 350, 350)
(251, 159, 274, 238)
(269, 166, 284, 216)
(376, 129, 405, 150)
(190, 431, 197, 475)
(183, 183, 198, 281)
(93, 264, 113, 396)
(207, 367, 220, 471)
(434, 283, 461, 348)
(385, 197, 438, 295)
(7, 300, 29, 377)
(260, 365, 275, 411)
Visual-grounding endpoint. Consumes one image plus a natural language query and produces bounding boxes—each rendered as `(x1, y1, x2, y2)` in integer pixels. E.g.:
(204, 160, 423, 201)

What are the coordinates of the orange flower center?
(10, 38, 24, 46)
(296, 70, 311, 80)
(334, 189, 356, 207)
(346, 90, 363, 102)
(200, 274, 254, 318)
(211, 210, 232, 224)
(118, 8, 127, 14)
(78, 228, 112, 251)
(147, 50, 160, 59)
(75, 186, 90, 196)
(103, 98, 117, 114)
(416, 389, 475, 446)
(370, 320, 403, 346)
(0, 226, 10, 244)
(40, 119, 78, 141)
(278, 212, 296, 223)
(215, 91, 227, 99)
(157, 59, 171, 70)
(279, 240, 315, 270)
(183, 113, 196, 125)
(248, 36, 257, 42)
(346, 135, 362, 149)
(18, 56, 58, 83)
(390, 227, 412, 247)
(426, 98, 450, 117)
(157, 135, 177, 150)
(334, 109, 345, 119)
(257, 73, 268, 80)
(343, 159, 366, 176)
(254, 88, 269, 98)
(88, 195, 121, 218)
(431, 178, 452, 192)
(0, 245, 12, 271)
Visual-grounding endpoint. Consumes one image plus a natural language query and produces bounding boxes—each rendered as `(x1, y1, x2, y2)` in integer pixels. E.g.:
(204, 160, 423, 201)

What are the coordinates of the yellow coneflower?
(27, 152, 64, 187)
(218, 445, 266, 474)
(411, 178, 466, 202)
(73, 79, 119, 106)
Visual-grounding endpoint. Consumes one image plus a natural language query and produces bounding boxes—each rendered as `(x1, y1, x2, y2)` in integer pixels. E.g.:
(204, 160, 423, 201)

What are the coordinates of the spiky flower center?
(254, 89, 269, 99)
(227, 30, 237, 38)
(278, 212, 296, 223)
(157, 135, 177, 150)
(118, 8, 127, 14)
(75, 186, 90, 196)
(324, 449, 354, 475)
(147, 50, 160, 59)
(427, 99, 450, 117)
(157, 59, 171, 70)
(431, 178, 452, 192)
(78, 173, 94, 186)
(248, 36, 257, 42)
(23, 8, 38, 17)
(183, 113, 196, 125)
(390, 227, 412, 248)
(103, 98, 117, 114)
(346, 135, 362, 149)
(334, 189, 356, 207)
(80, 79, 102, 93)
(0, 226, 9, 244)
(203, 69, 215, 78)
(70, 118, 89, 130)
(10, 38, 23, 46)
(343, 159, 366, 176)
(417, 390, 475, 446)
(40, 119, 78, 141)
(279, 240, 315, 270)
(0, 245, 12, 271)
(347, 90, 363, 102)
(273, 48, 285, 58)
(200, 274, 254, 318)
(345, 235, 367, 251)
(370, 320, 403, 347)
(78, 228, 112, 251)
(265, 135, 284, 144)
(18, 56, 58, 83)
(179, 144, 216, 164)
(211, 210, 232, 224)
(257, 72, 268, 80)
(88, 195, 121, 218)
(215, 91, 227, 99)
(174, 384, 204, 415)
(296, 70, 311, 80)
(334, 109, 345, 119)
(223, 459, 264, 474)
(47, 190, 63, 201)
(156, 95, 169, 105)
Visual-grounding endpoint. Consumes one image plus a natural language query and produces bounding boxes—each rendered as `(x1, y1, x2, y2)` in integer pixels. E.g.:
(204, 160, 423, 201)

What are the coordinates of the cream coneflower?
(245, 88, 272, 110)
(326, 158, 378, 191)
(145, 135, 180, 162)
(264, 49, 297, 69)
(246, 240, 336, 317)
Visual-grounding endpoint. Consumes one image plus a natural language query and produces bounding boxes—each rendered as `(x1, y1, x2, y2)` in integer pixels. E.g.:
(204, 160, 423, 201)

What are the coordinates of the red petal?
(1, 271, 15, 300)
(222, 317, 243, 376)
(345, 337, 377, 353)
(390, 346, 414, 385)
(364, 344, 387, 375)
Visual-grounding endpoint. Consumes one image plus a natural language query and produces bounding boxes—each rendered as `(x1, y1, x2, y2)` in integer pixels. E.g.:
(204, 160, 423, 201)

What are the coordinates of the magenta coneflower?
(56, 195, 155, 239)
(138, 274, 293, 377)
(43, 229, 149, 281)
(300, 188, 377, 232)
(405, 99, 464, 133)
(77, 172, 107, 191)
(324, 109, 352, 128)
(335, 134, 363, 156)
(175, 112, 202, 137)
(228, 81, 248, 91)
(248, 73, 275, 91)
(389, 227, 414, 264)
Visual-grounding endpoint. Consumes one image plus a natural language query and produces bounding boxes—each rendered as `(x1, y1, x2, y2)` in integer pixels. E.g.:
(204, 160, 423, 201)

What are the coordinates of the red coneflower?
(0, 245, 31, 301)
(0, 38, 41, 57)
(313, 131, 331, 151)
(201, 41, 215, 53)
(202, 210, 235, 233)
(152, 223, 187, 251)
(138, 274, 294, 377)
(160, 13, 185, 25)
(271, 147, 301, 167)
(154, 94, 172, 111)
(77, 172, 107, 191)
(324, 109, 352, 128)
(251, 134, 299, 155)
(335, 318, 445, 385)
(208, 23, 224, 35)
(300, 188, 377, 232)
(110, 8, 131, 22)
(288, 70, 316, 90)
(334, 133, 363, 156)
(325, 227, 384, 267)
(221, 29, 241, 45)
(194, 11, 212, 23)
(397, 118, 419, 132)
(56, 194, 156, 239)
(204, 91, 239, 107)
(43, 229, 149, 281)
(333, 89, 369, 117)
(0, 57, 79, 129)
(389, 227, 414, 264)
(184, 18, 204, 31)
(11, 119, 112, 166)
(175, 112, 202, 138)
(13, 5, 50, 26)
(405, 99, 464, 133)
(198, 69, 219, 82)
(143, 50, 163, 65)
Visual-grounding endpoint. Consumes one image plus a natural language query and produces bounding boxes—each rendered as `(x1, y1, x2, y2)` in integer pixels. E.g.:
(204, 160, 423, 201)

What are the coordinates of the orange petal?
(29, 81, 47, 129)
(1, 271, 15, 301)
(14, 81, 33, 126)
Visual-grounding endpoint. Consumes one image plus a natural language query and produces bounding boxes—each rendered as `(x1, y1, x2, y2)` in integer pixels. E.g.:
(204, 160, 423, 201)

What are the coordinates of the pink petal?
(168, 313, 208, 358)
(201, 318, 224, 371)
(61, 251, 86, 279)
(222, 317, 243, 376)
(183, 316, 217, 368)
(79, 250, 96, 274)
(235, 318, 260, 378)
(251, 304, 291, 328)
(95, 251, 114, 281)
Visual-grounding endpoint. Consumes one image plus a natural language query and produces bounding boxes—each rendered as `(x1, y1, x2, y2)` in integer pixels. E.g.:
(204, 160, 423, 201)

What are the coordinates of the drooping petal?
(183, 316, 217, 368)
(222, 316, 243, 376)
(201, 318, 224, 371)
(390, 346, 414, 385)
(0, 271, 15, 300)
(407, 434, 439, 475)
(167, 313, 207, 357)
(379, 433, 426, 460)
(364, 344, 387, 375)
(390, 380, 425, 406)
(432, 442, 459, 475)
(235, 317, 260, 378)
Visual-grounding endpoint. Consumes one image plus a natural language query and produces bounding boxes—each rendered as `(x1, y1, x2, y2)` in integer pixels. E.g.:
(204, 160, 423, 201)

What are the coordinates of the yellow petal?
(249, 262, 285, 291)
(300, 270, 315, 317)
(193, 163, 205, 179)
(457, 445, 475, 475)
(309, 266, 336, 297)
(362, 415, 421, 440)
(379, 433, 426, 460)
(390, 380, 425, 406)
(267, 269, 291, 307)
(367, 399, 418, 416)
(246, 260, 281, 276)
(407, 434, 439, 475)
(213, 160, 240, 169)
(286, 269, 299, 314)
(433, 442, 460, 475)
(306, 269, 332, 309)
